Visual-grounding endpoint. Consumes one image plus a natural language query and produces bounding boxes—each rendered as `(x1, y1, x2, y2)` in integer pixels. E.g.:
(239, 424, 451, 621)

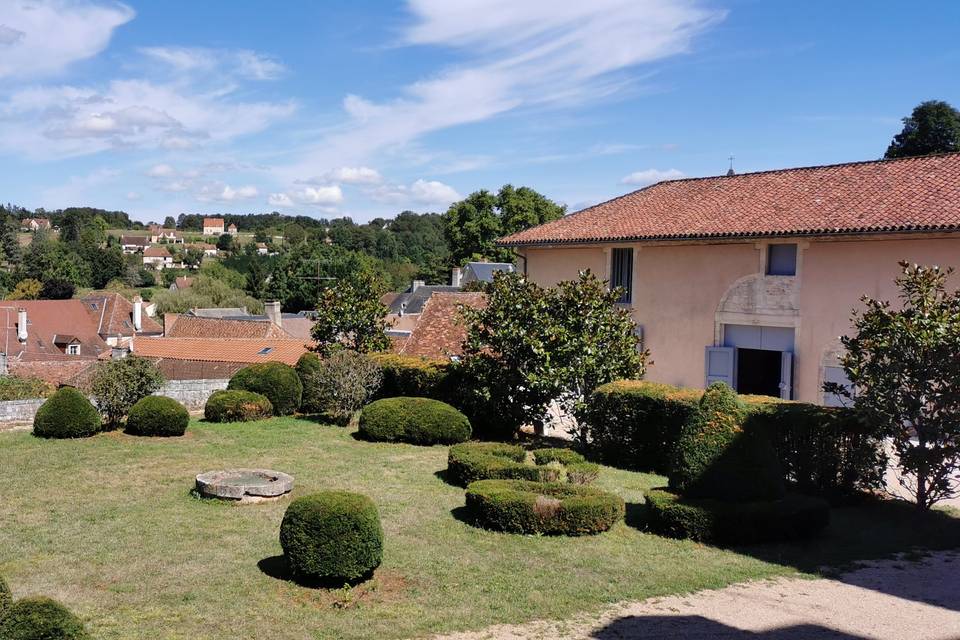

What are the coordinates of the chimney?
(133, 296, 143, 332)
(265, 301, 282, 328)
(111, 345, 128, 360)
(451, 267, 462, 287)
(412, 280, 425, 292)
(16, 308, 27, 343)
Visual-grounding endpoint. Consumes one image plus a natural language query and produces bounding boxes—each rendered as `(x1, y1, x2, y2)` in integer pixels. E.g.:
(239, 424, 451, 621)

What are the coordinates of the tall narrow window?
(767, 243, 797, 276)
(610, 248, 633, 304)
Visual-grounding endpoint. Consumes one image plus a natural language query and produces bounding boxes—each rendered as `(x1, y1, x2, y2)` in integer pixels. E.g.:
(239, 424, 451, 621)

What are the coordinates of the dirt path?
(432, 551, 960, 640)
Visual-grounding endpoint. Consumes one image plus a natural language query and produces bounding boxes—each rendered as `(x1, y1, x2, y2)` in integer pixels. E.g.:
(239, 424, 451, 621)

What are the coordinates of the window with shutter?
(610, 248, 633, 304)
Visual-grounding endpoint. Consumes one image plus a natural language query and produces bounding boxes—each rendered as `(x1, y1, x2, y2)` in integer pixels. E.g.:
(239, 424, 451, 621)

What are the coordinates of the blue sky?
(0, 0, 958, 223)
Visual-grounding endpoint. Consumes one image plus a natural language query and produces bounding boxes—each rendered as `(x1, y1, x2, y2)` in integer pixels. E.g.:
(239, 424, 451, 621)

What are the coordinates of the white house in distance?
(20, 218, 51, 232)
(228, 223, 238, 235)
(142, 246, 173, 270)
(203, 218, 225, 235)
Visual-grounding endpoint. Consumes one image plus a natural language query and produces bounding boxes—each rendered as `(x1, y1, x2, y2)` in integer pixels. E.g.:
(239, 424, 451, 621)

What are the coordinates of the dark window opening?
(610, 248, 633, 304)
(735, 348, 781, 397)
(767, 243, 797, 276)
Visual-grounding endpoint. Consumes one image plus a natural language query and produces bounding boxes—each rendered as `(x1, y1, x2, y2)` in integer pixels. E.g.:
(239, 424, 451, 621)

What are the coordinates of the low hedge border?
(644, 488, 830, 545)
(359, 397, 471, 445)
(465, 479, 624, 535)
(447, 443, 601, 486)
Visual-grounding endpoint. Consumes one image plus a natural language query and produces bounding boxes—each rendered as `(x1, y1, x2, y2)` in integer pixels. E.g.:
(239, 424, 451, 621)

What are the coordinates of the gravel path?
(432, 551, 960, 640)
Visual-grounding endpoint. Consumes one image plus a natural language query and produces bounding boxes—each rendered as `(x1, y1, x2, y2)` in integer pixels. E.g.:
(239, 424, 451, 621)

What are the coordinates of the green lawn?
(1, 418, 958, 640)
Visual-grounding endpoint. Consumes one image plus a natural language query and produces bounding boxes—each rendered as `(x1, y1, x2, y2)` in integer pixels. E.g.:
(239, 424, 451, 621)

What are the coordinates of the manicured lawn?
(1, 418, 958, 639)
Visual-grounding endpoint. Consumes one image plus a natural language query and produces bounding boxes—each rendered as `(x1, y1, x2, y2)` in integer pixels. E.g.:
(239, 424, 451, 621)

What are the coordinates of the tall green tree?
(828, 262, 960, 509)
(309, 271, 392, 355)
(885, 100, 960, 159)
(443, 185, 565, 266)
(164, 216, 177, 229)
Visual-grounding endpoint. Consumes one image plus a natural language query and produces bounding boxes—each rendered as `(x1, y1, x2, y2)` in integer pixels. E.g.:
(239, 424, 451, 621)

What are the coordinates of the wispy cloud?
(620, 168, 685, 186)
(139, 46, 286, 80)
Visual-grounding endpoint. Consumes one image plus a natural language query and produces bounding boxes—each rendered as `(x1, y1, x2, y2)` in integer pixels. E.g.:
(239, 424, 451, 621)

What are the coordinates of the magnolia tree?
(828, 262, 960, 509)
(310, 271, 392, 356)
(458, 270, 648, 441)
(91, 356, 165, 429)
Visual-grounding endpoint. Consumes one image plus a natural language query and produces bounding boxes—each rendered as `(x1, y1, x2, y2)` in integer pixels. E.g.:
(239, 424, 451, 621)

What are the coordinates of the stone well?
(195, 468, 294, 503)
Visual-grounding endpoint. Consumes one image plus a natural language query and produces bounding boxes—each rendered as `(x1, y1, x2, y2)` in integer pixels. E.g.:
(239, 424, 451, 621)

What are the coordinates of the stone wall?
(0, 378, 229, 430)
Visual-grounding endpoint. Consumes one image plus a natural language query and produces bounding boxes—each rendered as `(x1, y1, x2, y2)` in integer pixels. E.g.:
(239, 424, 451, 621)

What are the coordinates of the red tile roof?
(132, 338, 309, 365)
(398, 292, 485, 359)
(143, 246, 171, 257)
(499, 153, 960, 246)
(203, 218, 224, 227)
(0, 300, 108, 359)
(164, 314, 290, 339)
(82, 292, 163, 337)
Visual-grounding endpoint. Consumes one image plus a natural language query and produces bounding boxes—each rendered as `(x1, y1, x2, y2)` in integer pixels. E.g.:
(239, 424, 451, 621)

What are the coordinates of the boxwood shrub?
(465, 479, 624, 535)
(228, 362, 302, 416)
(0, 596, 91, 640)
(203, 390, 273, 423)
(32, 387, 101, 439)
(645, 488, 830, 544)
(531, 448, 600, 484)
(358, 397, 471, 445)
(294, 353, 324, 414)
(279, 491, 383, 582)
(368, 353, 452, 400)
(670, 382, 785, 502)
(125, 395, 189, 437)
(0, 575, 10, 616)
(447, 442, 554, 486)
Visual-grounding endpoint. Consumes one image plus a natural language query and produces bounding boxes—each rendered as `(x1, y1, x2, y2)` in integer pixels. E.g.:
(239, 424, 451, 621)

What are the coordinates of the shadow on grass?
(591, 616, 870, 639)
(257, 555, 374, 589)
(623, 502, 647, 530)
(449, 505, 474, 527)
(433, 468, 458, 486)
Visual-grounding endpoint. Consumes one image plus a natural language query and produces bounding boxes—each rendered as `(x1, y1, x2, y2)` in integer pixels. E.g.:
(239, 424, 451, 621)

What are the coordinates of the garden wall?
(0, 378, 229, 430)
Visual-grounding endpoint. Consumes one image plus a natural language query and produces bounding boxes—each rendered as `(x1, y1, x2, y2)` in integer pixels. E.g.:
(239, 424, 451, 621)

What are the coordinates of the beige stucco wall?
(519, 235, 960, 404)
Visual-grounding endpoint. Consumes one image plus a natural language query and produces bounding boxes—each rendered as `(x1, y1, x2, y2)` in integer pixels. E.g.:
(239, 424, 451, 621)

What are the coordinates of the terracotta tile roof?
(143, 246, 171, 257)
(173, 276, 193, 289)
(0, 300, 108, 359)
(163, 314, 290, 339)
(398, 292, 485, 359)
(120, 235, 149, 246)
(132, 337, 309, 365)
(82, 292, 163, 337)
(203, 217, 224, 227)
(499, 153, 960, 246)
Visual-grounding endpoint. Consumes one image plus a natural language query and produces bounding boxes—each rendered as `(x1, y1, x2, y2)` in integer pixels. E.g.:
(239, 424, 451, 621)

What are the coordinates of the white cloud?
(196, 183, 259, 202)
(315, 166, 382, 185)
(620, 168, 685, 186)
(268, 185, 344, 207)
(126, 191, 141, 200)
(268, 192, 294, 207)
(139, 46, 286, 80)
(146, 163, 176, 178)
(370, 178, 460, 207)
(0, 0, 133, 79)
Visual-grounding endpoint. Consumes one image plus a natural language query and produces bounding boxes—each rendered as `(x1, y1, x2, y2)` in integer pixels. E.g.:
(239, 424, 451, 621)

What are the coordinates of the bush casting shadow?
(592, 615, 871, 639)
(257, 555, 374, 588)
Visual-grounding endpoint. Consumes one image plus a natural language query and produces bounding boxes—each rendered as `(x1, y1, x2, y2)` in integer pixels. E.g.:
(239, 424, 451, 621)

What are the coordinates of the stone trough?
(195, 468, 294, 503)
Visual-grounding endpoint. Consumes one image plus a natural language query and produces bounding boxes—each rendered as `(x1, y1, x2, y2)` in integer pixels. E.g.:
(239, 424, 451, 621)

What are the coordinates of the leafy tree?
(443, 185, 564, 265)
(216, 233, 233, 252)
(164, 216, 177, 229)
(245, 258, 268, 300)
(39, 279, 75, 300)
(458, 270, 647, 439)
(21, 234, 90, 288)
(1, 216, 21, 266)
(301, 350, 382, 424)
(86, 246, 126, 289)
(90, 356, 165, 429)
(151, 275, 264, 315)
(7, 278, 42, 300)
(283, 222, 306, 247)
(885, 100, 960, 159)
(310, 271, 392, 355)
(828, 262, 960, 509)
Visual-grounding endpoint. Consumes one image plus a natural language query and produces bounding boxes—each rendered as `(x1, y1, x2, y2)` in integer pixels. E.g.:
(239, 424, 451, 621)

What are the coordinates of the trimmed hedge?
(645, 488, 830, 544)
(294, 353, 324, 414)
(670, 382, 785, 502)
(0, 596, 91, 640)
(369, 353, 452, 400)
(203, 390, 273, 423)
(125, 395, 189, 437)
(0, 575, 10, 616)
(280, 492, 383, 582)
(359, 397, 471, 445)
(448, 443, 556, 486)
(465, 479, 624, 535)
(32, 387, 101, 439)
(531, 448, 600, 485)
(228, 362, 302, 416)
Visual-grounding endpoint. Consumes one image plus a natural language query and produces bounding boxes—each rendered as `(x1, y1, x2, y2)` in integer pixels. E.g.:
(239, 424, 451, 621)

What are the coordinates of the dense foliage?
(310, 272, 392, 355)
(125, 395, 189, 437)
(152, 274, 263, 315)
(830, 262, 960, 509)
(203, 389, 273, 422)
(33, 387, 101, 438)
(0, 575, 10, 615)
(299, 350, 381, 423)
(0, 596, 91, 640)
(90, 356, 165, 429)
(280, 492, 384, 582)
(0, 376, 55, 401)
(885, 100, 960, 158)
(359, 397, 471, 445)
(459, 270, 647, 439)
(446, 442, 597, 486)
(464, 479, 624, 535)
(228, 362, 302, 416)
(368, 354, 451, 400)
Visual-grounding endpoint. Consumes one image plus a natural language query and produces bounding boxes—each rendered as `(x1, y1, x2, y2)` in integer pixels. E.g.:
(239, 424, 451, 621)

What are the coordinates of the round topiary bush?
(670, 382, 785, 502)
(644, 488, 830, 544)
(125, 395, 189, 437)
(32, 387, 101, 439)
(203, 390, 273, 423)
(447, 442, 547, 486)
(465, 479, 624, 535)
(228, 362, 302, 416)
(0, 597, 91, 640)
(0, 575, 11, 617)
(294, 353, 323, 414)
(279, 492, 383, 583)
(359, 397, 471, 445)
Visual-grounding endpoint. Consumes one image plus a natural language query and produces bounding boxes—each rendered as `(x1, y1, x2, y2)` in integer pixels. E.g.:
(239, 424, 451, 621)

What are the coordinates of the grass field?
(1, 418, 958, 640)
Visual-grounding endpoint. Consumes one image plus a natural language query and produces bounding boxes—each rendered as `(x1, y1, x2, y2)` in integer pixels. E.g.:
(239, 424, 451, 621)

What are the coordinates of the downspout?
(511, 248, 528, 276)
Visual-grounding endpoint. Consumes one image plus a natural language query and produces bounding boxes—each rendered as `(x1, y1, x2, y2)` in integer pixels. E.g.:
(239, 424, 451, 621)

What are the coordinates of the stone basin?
(195, 468, 294, 502)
